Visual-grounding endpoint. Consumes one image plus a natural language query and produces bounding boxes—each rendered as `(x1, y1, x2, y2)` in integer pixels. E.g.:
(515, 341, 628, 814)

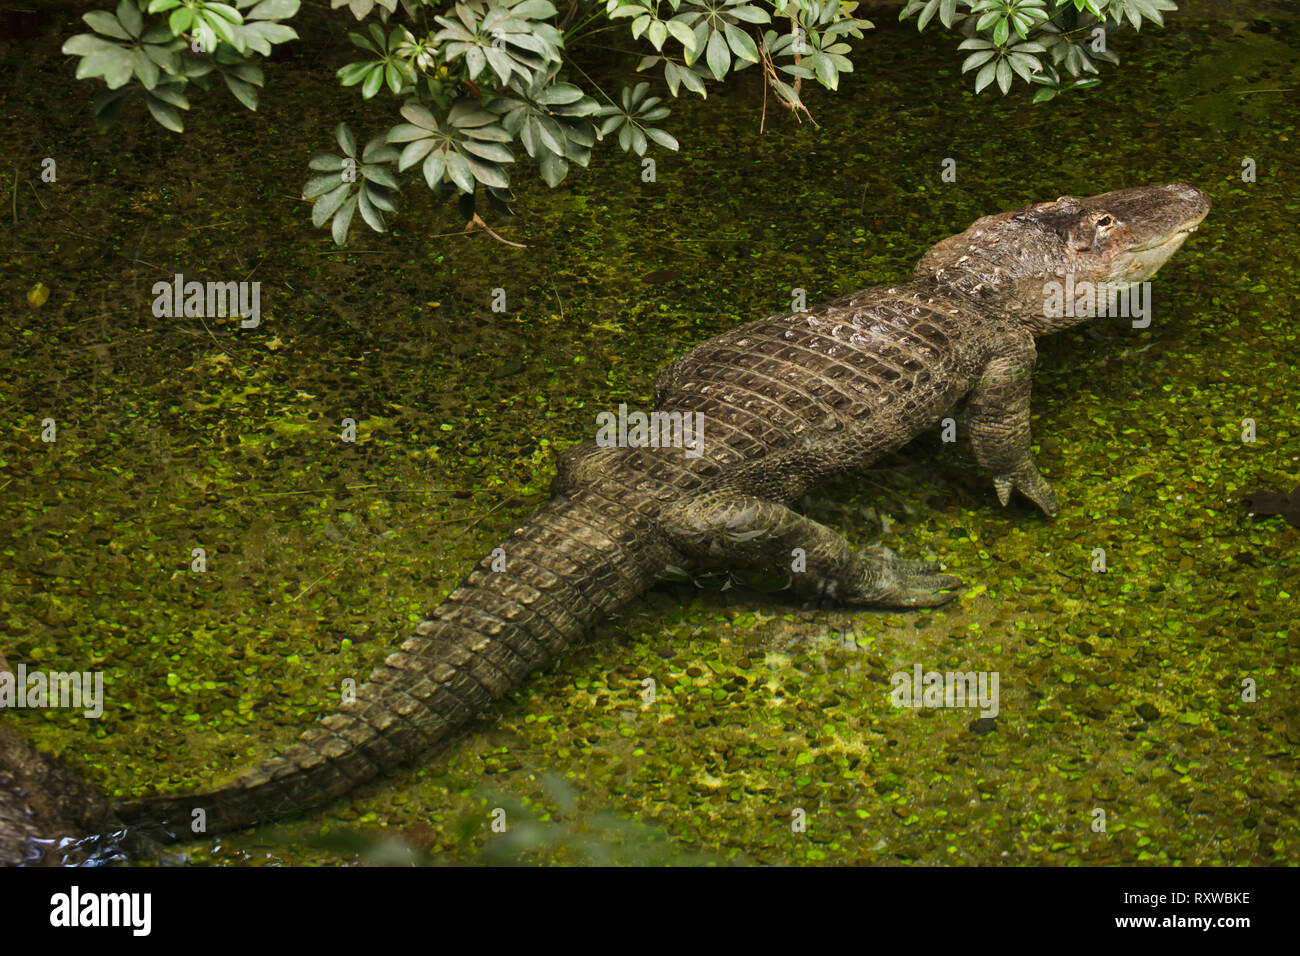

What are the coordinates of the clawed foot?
(851, 546, 964, 608)
(993, 461, 1059, 517)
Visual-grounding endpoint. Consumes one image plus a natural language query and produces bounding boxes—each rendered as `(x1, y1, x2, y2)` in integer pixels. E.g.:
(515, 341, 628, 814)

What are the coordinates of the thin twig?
(246, 485, 465, 498)
(550, 280, 565, 321)
(25, 179, 47, 212)
(465, 212, 527, 248)
(757, 33, 815, 126)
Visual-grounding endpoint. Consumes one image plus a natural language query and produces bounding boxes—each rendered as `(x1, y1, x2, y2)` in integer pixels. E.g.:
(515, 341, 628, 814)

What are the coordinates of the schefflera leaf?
(387, 98, 515, 193)
(303, 122, 401, 245)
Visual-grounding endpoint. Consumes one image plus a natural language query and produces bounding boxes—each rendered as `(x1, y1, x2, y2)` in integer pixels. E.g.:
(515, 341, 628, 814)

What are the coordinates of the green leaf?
(336, 123, 357, 157)
(304, 173, 344, 200)
(535, 114, 567, 152)
(723, 22, 759, 63)
(447, 100, 498, 127)
(727, 5, 770, 25)
(538, 151, 568, 187)
(337, 62, 370, 85)
(62, 34, 118, 56)
(366, 184, 400, 214)
(465, 45, 486, 79)
(648, 19, 667, 50)
(248, 0, 300, 18)
(361, 64, 385, 99)
(361, 136, 399, 164)
(1007, 51, 1040, 82)
(915, 0, 940, 30)
(811, 53, 837, 89)
(644, 127, 679, 150)
(676, 63, 705, 95)
(222, 73, 259, 109)
(462, 152, 509, 188)
(91, 88, 130, 130)
(444, 152, 476, 192)
(311, 181, 351, 225)
(423, 151, 447, 189)
(361, 164, 400, 189)
(397, 138, 436, 171)
(131, 48, 160, 88)
(539, 83, 584, 106)
(705, 28, 729, 80)
(116, 0, 142, 35)
(145, 94, 184, 132)
(77, 48, 134, 89)
(356, 188, 386, 231)
(331, 195, 358, 246)
(399, 101, 439, 129)
(204, 3, 244, 25)
(512, 0, 556, 18)
(309, 153, 345, 171)
(84, 11, 131, 40)
(667, 18, 696, 52)
(462, 139, 514, 164)
(385, 62, 405, 94)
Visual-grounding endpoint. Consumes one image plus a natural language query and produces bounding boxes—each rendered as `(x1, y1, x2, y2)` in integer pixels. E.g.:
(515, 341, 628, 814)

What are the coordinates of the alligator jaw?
(1108, 208, 1209, 284)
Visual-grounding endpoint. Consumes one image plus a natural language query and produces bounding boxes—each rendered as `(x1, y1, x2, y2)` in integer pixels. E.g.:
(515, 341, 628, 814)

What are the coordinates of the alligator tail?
(115, 487, 669, 841)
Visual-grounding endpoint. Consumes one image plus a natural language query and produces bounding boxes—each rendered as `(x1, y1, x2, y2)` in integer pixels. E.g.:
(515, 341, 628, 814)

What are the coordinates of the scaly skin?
(115, 184, 1209, 842)
(0, 724, 159, 866)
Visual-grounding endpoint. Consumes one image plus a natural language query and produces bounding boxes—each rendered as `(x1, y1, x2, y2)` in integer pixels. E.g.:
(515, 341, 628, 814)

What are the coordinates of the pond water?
(1, 0, 1296, 864)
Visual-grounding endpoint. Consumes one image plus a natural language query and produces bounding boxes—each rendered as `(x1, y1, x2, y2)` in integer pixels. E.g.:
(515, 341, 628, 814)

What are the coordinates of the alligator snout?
(1164, 182, 1211, 208)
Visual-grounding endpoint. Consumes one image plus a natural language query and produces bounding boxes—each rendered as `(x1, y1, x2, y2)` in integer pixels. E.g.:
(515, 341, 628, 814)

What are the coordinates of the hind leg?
(660, 492, 961, 608)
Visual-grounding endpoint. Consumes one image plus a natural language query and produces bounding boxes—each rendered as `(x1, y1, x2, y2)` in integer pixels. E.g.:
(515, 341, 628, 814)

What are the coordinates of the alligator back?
(117, 487, 672, 840)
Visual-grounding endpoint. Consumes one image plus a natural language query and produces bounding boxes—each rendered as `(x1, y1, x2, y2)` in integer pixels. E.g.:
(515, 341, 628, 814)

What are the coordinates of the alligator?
(0, 720, 161, 865)
(114, 183, 1209, 843)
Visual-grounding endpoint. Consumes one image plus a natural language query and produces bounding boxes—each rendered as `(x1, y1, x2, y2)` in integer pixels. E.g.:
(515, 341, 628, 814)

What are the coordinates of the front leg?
(967, 340, 1059, 517)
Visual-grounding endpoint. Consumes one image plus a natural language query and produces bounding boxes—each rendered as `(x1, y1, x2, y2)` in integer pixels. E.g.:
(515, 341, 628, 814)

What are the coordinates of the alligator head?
(916, 183, 1211, 333)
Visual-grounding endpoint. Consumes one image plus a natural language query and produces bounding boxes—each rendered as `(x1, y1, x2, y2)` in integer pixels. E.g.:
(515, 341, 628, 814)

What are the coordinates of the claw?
(993, 463, 1059, 517)
(994, 475, 1014, 507)
(852, 549, 965, 608)
(894, 587, 958, 608)
(902, 572, 964, 591)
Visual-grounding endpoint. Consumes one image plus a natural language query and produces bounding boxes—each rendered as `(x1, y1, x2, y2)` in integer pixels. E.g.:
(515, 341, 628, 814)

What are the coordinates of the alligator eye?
(1095, 214, 1116, 229)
